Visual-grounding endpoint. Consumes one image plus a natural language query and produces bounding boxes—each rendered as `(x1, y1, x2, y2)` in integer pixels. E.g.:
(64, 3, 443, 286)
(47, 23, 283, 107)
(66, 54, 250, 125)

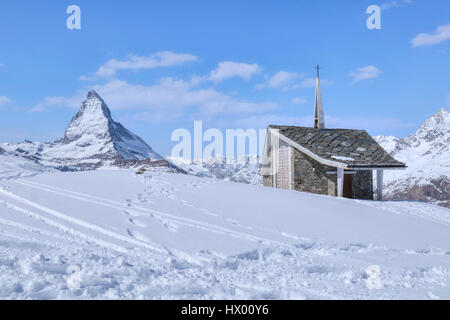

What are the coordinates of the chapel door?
(343, 174, 353, 199)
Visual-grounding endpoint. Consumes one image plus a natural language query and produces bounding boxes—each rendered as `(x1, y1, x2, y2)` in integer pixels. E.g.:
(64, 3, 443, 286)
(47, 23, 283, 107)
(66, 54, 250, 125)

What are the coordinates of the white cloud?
(297, 77, 335, 88)
(0, 96, 12, 105)
(33, 78, 278, 122)
(81, 51, 198, 80)
(291, 97, 308, 105)
(209, 61, 261, 83)
(31, 94, 83, 112)
(381, 0, 413, 10)
(350, 66, 382, 84)
(411, 23, 450, 48)
(256, 71, 301, 90)
(268, 71, 298, 88)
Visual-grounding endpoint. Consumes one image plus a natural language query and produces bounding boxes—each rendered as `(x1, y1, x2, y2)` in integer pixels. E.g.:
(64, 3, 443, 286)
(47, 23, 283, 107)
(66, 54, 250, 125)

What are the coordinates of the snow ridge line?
(0, 187, 166, 253)
(15, 179, 286, 247)
(0, 199, 128, 253)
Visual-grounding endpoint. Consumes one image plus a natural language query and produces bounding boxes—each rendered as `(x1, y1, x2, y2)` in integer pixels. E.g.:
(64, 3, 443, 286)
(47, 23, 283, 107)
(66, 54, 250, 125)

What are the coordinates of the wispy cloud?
(411, 23, 450, 48)
(0, 63, 4, 68)
(256, 71, 300, 89)
(233, 113, 416, 133)
(80, 51, 198, 80)
(0, 96, 12, 106)
(350, 65, 382, 84)
(256, 71, 334, 90)
(31, 94, 84, 112)
(32, 78, 278, 122)
(208, 61, 261, 83)
(297, 77, 334, 88)
(381, 0, 413, 10)
(291, 97, 308, 105)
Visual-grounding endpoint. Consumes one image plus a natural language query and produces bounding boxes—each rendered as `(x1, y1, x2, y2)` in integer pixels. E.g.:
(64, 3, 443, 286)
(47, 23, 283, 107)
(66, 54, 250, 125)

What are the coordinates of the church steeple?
(313, 65, 325, 129)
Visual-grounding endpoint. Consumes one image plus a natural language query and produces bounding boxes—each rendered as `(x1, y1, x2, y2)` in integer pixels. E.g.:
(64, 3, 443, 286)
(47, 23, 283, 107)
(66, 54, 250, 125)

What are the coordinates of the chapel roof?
(269, 125, 406, 168)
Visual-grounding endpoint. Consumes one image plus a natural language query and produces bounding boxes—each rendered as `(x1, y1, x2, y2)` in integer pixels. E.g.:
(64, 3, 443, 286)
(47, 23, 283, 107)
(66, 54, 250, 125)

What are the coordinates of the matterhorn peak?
(43, 89, 164, 169)
(87, 89, 102, 100)
(62, 90, 114, 143)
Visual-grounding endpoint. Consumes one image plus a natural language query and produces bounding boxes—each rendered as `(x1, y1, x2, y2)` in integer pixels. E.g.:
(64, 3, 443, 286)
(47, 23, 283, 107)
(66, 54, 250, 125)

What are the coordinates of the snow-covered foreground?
(0, 169, 449, 300)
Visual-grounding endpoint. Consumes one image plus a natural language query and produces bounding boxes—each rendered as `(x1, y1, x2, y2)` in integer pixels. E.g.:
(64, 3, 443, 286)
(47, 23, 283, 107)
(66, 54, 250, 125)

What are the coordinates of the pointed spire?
(313, 65, 325, 129)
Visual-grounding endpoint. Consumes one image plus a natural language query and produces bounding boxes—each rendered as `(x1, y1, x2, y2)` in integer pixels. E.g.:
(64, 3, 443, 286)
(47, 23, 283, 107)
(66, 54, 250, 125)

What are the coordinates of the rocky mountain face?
(374, 108, 450, 208)
(1, 90, 169, 171)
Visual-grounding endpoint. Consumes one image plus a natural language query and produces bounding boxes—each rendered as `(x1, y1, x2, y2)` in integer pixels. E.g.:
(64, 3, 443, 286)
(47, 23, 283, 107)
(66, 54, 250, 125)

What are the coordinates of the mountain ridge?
(374, 108, 449, 208)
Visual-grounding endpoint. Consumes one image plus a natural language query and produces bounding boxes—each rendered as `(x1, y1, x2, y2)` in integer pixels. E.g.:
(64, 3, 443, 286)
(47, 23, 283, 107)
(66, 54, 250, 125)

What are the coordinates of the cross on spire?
(315, 64, 321, 78)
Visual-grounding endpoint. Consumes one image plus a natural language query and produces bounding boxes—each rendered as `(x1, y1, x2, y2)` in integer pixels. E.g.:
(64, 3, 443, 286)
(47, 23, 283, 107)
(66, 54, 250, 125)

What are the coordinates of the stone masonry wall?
(353, 170, 374, 200)
(263, 175, 273, 187)
(292, 149, 336, 196)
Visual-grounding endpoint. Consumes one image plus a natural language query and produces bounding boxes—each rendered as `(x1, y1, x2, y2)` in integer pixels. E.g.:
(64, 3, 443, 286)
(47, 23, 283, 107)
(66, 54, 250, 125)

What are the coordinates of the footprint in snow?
(126, 229, 153, 243)
(128, 218, 147, 228)
(123, 210, 140, 217)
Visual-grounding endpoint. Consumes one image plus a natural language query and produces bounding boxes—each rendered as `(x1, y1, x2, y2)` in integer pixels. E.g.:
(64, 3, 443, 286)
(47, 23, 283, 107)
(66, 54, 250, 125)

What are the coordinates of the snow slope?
(0, 169, 449, 299)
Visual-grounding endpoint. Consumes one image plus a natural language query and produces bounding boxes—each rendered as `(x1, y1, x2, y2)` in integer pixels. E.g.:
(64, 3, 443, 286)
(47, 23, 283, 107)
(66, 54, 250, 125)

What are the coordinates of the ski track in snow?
(0, 170, 449, 299)
(12, 179, 284, 247)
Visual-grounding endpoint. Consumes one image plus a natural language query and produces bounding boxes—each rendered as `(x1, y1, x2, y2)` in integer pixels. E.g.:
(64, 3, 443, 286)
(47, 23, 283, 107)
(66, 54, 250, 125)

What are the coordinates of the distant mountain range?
(168, 155, 263, 185)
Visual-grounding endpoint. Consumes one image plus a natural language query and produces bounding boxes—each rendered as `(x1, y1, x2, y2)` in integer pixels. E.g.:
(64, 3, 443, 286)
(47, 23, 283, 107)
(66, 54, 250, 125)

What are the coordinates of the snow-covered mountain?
(168, 155, 262, 185)
(375, 108, 450, 208)
(1, 90, 167, 171)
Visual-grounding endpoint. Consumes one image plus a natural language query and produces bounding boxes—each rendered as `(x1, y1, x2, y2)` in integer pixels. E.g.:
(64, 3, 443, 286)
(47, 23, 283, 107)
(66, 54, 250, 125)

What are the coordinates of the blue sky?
(0, 0, 449, 156)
